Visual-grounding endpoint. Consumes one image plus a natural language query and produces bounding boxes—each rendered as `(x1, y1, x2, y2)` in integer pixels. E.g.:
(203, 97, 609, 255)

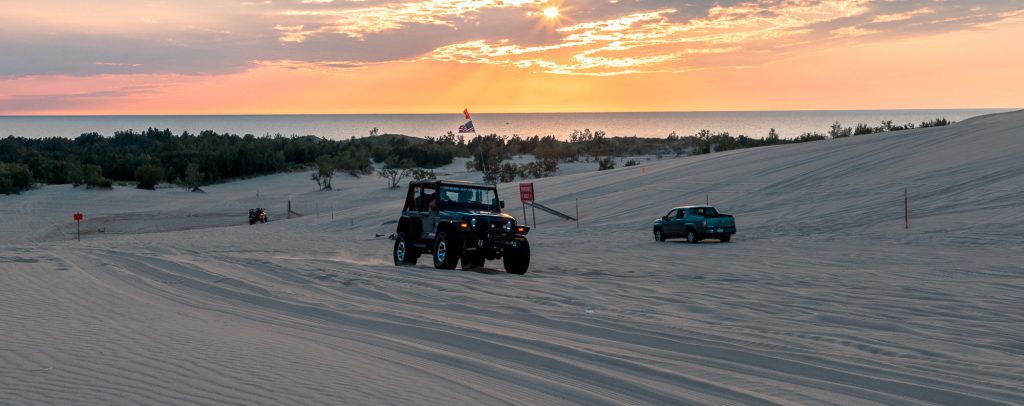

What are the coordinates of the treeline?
(457, 117, 952, 183)
(0, 117, 952, 194)
(0, 128, 465, 194)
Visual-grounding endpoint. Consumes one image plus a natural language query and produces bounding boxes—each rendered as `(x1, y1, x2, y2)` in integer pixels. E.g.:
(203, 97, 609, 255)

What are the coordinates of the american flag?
(458, 120, 475, 133)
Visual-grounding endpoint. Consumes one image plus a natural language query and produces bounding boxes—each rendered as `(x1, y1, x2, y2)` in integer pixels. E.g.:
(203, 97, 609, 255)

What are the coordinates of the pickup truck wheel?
(394, 232, 419, 266)
(503, 239, 530, 275)
(686, 230, 699, 244)
(654, 228, 666, 242)
(461, 254, 486, 270)
(433, 231, 461, 270)
(720, 235, 731, 242)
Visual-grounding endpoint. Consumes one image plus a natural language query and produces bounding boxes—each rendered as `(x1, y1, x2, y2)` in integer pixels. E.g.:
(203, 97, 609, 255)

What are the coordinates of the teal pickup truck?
(653, 205, 736, 243)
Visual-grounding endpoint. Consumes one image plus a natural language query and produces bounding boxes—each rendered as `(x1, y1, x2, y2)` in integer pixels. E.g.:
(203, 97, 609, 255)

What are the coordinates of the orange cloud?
(277, 0, 546, 41)
(873, 7, 936, 23)
(430, 0, 872, 75)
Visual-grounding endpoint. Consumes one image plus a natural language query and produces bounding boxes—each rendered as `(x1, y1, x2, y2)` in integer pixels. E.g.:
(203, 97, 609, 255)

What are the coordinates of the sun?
(542, 6, 559, 19)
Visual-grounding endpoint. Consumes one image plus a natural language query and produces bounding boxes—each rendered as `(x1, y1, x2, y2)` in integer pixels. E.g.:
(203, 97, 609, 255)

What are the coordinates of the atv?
(249, 208, 268, 225)
(392, 180, 531, 274)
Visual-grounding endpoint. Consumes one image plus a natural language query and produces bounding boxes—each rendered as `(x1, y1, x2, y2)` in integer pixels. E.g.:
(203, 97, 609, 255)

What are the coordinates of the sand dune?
(2, 111, 1023, 405)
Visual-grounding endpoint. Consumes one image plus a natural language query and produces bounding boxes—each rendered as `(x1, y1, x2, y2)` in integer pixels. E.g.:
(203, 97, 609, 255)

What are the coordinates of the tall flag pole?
(459, 108, 487, 183)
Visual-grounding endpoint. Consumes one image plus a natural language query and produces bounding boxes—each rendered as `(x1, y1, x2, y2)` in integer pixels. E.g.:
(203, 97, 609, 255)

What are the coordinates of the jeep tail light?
(516, 226, 526, 233)
(459, 222, 469, 229)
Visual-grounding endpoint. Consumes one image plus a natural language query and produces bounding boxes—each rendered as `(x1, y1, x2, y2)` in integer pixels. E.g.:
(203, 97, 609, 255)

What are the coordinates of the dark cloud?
(0, 0, 1021, 77)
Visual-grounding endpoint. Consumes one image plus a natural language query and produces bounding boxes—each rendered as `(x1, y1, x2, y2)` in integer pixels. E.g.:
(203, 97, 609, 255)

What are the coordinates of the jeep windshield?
(438, 185, 499, 211)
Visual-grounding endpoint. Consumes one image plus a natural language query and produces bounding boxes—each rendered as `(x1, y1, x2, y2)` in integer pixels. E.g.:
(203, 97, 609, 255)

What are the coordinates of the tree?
(83, 164, 111, 189)
(134, 164, 164, 190)
(378, 157, 413, 189)
(0, 163, 32, 194)
(183, 162, 205, 192)
(598, 156, 616, 171)
(314, 155, 336, 190)
(767, 128, 780, 144)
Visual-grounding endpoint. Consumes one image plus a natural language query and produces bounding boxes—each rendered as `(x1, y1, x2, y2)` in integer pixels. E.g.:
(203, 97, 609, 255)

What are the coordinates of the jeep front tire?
(503, 239, 530, 275)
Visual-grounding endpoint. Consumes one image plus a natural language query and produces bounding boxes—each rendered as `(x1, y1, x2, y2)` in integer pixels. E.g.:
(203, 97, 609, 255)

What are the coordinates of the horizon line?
(1, 107, 1019, 118)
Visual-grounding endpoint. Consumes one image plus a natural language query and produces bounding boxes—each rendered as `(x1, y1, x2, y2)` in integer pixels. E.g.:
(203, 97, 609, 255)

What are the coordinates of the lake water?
(0, 109, 1013, 140)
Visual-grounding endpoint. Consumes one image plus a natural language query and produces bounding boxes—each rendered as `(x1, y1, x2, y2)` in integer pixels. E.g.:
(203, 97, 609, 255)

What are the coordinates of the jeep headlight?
(470, 218, 478, 228)
(503, 222, 512, 232)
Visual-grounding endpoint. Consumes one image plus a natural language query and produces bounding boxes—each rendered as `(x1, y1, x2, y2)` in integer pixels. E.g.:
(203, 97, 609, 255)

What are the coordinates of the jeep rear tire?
(503, 239, 530, 275)
(433, 231, 462, 269)
(394, 232, 419, 266)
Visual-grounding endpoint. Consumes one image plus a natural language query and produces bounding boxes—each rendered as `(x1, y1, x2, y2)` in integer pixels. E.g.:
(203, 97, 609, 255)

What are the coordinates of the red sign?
(74, 212, 83, 222)
(519, 183, 534, 202)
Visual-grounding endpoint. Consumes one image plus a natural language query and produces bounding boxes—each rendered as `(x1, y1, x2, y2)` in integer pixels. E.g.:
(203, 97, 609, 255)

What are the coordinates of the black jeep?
(393, 180, 531, 274)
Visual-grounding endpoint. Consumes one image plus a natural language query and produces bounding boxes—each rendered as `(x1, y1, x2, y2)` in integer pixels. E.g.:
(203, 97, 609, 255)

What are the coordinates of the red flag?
(463, 108, 470, 119)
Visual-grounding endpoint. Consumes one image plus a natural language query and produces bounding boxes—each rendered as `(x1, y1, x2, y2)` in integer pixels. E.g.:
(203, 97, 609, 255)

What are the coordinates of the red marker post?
(73, 212, 84, 241)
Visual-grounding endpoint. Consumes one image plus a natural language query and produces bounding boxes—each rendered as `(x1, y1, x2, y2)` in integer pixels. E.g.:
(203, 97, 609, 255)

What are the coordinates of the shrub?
(920, 118, 951, 128)
(499, 162, 518, 183)
(829, 121, 853, 139)
(134, 164, 164, 190)
(410, 168, 436, 181)
(853, 123, 874, 135)
(598, 157, 616, 171)
(83, 164, 112, 189)
(183, 163, 204, 192)
(0, 162, 32, 194)
(378, 168, 410, 189)
(378, 156, 414, 189)
(314, 155, 335, 190)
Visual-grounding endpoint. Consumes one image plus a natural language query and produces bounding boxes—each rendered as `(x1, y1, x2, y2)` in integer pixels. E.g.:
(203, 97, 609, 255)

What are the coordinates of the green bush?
(134, 164, 164, 190)
(0, 162, 32, 194)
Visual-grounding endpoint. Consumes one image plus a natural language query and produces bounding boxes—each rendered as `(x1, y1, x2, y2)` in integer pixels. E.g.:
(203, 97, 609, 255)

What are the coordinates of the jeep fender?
(436, 221, 457, 238)
(396, 217, 411, 234)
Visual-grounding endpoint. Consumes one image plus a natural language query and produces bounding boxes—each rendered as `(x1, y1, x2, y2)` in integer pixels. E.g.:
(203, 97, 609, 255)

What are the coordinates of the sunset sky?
(1, 0, 1022, 114)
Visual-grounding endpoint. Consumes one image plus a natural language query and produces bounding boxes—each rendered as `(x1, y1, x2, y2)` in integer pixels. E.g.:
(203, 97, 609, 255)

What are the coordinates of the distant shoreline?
(1, 108, 1014, 140)
(1, 107, 1019, 118)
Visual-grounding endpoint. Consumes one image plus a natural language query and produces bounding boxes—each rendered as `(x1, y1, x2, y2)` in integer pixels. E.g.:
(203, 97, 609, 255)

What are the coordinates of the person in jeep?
(393, 180, 531, 274)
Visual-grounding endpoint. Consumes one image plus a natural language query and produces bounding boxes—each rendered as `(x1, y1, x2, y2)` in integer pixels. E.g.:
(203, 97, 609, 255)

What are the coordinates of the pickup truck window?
(665, 209, 677, 219)
(676, 210, 685, 219)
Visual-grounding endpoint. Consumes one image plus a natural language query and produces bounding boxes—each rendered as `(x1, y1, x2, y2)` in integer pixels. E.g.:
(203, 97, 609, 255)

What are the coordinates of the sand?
(1, 110, 1022, 405)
